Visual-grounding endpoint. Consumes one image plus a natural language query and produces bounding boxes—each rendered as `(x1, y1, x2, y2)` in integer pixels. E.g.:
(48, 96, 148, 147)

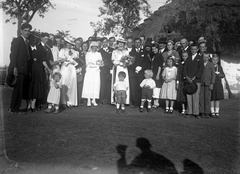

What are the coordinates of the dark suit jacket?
(9, 36, 31, 75)
(201, 61, 216, 86)
(178, 46, 191, 61)
(99, 47, 114, 72)
(129, 48, 149, 78)
(183, 54, 204, 83)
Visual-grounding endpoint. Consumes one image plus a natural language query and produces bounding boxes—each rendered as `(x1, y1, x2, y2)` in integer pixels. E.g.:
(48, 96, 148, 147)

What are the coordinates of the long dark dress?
(211, 65, 225, 101)
(29, 45, 46, 99)
(176, 62, 187, 103)
(149, 53, 164, 88)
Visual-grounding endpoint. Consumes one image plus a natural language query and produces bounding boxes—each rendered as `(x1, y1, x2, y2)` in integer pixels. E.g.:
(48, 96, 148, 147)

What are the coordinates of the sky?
(0, 0, 166, 66)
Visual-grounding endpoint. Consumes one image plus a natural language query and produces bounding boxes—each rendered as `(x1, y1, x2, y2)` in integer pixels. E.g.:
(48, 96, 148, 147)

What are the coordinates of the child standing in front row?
(45, 72, 62, 114)
(210, 54, 225, 118)
(139, 70, 156, 113)
(160, 56, 178, 114)
(113, 71, 129, 114)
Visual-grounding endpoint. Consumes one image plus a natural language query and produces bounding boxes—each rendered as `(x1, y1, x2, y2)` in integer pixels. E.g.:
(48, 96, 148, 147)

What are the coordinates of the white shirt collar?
(41, 42, 45, 47)
(31, 46, 37, 50)
(192, 53, 197, 60)
(21, 35, 27, 42)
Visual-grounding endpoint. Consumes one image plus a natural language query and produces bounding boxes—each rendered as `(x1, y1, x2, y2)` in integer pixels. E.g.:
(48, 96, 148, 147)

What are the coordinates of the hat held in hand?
(184, 82, 198, 95)
(6, 72, 17, 88)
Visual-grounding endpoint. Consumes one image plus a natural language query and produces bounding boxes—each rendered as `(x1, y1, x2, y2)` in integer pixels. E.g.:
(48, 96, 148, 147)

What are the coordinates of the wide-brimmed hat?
(89, 41, 99, 47)
(64, 37, 75, 45)
(6, 72, 17, 88)
(184, 82, 198, 95)
(116, 37, 126, 44)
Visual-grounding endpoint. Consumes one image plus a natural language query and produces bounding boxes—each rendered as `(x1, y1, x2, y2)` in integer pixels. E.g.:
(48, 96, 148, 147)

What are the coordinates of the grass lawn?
(1, 86, 240, 174)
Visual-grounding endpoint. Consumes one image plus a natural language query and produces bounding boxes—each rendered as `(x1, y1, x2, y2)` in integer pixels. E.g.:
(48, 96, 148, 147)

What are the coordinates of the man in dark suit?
(179, 38, 192, 60)
(199, 52, 215, 118)
(35, 33, 54, 109)
(99, 37, 114, 105)
(8, 23, 32, 114)
(158, 38, 167, 54)
(183, 43, 204, 118)
(129, 37, 149, 107)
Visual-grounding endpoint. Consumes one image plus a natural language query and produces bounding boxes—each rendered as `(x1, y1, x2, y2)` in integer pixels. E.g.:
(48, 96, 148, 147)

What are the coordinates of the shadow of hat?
(6, 72, 17, 88)
(184, 82, 198, 95)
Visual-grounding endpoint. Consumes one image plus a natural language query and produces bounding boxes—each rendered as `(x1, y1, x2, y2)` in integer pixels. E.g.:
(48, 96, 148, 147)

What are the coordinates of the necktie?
(25, 39, 30, 59)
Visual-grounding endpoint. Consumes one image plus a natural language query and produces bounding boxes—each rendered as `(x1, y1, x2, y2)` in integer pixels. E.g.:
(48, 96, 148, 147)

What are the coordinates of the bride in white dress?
(59, 38, 78, 107)
(111, 38, 130, 104)
(82, 41, 102, 106)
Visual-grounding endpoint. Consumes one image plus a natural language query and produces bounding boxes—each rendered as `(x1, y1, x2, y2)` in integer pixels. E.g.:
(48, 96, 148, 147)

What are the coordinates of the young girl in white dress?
(160, 57, 177, 114)
(45, 72, 62, 114)
(82, 41, 103, 106)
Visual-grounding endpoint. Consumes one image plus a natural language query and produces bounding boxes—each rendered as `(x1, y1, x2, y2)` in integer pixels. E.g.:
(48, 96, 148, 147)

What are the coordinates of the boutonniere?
(141, 54, 144, 57)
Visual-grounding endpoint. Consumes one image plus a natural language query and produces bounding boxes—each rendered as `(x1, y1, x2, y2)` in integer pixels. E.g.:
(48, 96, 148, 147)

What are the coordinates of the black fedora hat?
(158, 38, 167, 44)
(6, 72, 17, 88)
(184, 82, 198, 95)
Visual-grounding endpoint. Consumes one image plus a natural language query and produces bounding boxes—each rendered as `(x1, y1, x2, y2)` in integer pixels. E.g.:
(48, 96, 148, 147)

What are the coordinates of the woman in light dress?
(82, 41, 102, 106)
(59, 38, 79, 107)
(111, 38, 130, 104)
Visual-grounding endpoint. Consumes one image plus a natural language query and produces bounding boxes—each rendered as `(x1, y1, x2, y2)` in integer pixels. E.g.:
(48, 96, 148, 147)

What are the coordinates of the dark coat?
(129, 48, 149, 78)
(183, 54, 204, 83)
(201, 61, 216, 86)
(9, 36, 31, 75)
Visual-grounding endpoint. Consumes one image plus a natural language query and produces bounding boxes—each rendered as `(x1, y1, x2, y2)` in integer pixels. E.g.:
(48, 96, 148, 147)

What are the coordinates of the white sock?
(116, 103, 120, 109)
(140, 106, 144, 108)
(170, 107, 173, 110)
(166, 107, 169, 110)
(211, 107, 215, 113)
(148, 105, 151, 108)
(215, 107, 219, 113)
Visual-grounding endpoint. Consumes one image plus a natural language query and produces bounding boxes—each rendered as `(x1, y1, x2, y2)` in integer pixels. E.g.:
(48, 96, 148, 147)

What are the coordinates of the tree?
(0, 0, 54, 36)
(91, 0, 152, 38)
(163, 0, 240, 52)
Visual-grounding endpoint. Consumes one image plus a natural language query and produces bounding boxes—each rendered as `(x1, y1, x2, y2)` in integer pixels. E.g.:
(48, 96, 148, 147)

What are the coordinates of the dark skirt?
(176, 80, 187, 103)
(211, 78, 224, 101)
(29, 61, 44, 99)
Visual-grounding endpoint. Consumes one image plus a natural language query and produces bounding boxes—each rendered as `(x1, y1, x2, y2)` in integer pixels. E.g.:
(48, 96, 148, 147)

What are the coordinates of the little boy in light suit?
(199, 53, 215, 118)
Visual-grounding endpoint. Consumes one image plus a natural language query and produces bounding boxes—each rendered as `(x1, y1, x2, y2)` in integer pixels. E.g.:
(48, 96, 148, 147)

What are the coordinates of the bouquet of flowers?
(96, 59, 104, 67)
(119, 55, 135, 68)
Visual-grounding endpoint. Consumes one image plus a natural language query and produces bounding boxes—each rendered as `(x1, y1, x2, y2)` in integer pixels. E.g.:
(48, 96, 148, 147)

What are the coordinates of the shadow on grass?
(116, 137, 203, 174)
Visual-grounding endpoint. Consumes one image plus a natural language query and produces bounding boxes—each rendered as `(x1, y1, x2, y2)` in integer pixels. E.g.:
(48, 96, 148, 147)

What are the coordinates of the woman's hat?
(89, 41, 99, 47)
(116, 37, 126, 43)
(64, 37, 75, 45)
(184, 82, 198, 95)
(6, 72, 17, 88)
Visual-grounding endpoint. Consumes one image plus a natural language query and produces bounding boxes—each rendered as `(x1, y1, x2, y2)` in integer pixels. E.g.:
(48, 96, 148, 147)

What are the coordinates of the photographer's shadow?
(116, 137, 178, 174)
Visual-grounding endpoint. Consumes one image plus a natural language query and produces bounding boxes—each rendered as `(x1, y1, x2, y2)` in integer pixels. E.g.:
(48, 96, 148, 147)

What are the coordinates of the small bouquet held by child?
(119, 55, 135, 68)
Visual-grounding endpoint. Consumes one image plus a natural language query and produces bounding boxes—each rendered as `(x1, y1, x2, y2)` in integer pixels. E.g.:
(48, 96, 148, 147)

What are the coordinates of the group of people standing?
(7, 23, 225, 118)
